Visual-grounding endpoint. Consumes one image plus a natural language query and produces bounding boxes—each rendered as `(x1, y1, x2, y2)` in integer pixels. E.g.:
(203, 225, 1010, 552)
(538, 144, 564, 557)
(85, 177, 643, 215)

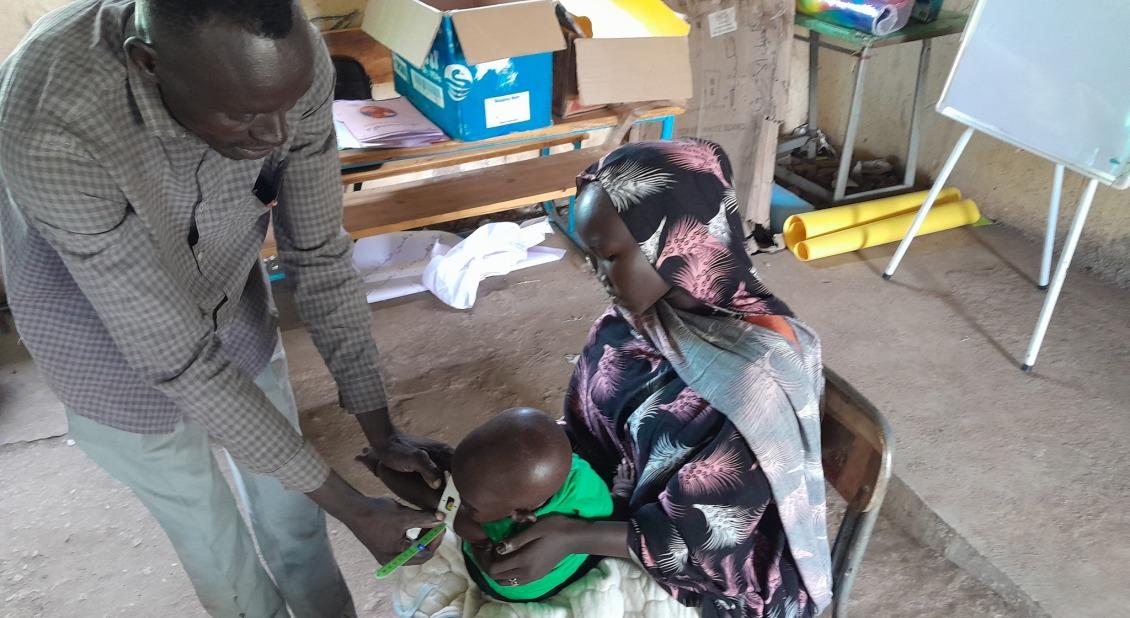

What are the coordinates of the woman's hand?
(487, 516, 582, 585)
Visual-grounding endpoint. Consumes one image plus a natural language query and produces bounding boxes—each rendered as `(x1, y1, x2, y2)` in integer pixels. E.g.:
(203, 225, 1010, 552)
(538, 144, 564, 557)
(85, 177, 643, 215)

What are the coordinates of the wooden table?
(337, 104, 683, 186)
(262, 29, 684, 257)
(777, 11, 968, 204)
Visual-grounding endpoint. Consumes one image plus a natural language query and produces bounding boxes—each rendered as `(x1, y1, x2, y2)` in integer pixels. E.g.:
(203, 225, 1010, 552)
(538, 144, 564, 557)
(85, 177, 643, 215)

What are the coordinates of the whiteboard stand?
(1022, 178, 1099, 371)
(877, 0, 1130, 372)
(882, 129, 1101, 372)
(882, 126, 974, 277)
(1040, 165, 1065, 290)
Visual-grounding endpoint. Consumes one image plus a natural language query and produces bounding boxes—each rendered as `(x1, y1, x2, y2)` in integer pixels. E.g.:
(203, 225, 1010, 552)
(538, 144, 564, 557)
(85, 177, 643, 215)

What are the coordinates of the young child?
(374, 408, 626, 603)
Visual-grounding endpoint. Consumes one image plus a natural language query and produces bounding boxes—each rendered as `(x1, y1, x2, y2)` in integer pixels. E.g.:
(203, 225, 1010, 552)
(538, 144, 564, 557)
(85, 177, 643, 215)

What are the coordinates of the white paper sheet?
(351, 219, 565, 307)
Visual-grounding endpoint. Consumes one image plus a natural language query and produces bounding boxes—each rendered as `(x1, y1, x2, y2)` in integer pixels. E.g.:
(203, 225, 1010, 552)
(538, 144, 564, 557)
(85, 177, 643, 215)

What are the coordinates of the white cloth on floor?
(392, 534, 698, 618)
(422, 220, 566, 310)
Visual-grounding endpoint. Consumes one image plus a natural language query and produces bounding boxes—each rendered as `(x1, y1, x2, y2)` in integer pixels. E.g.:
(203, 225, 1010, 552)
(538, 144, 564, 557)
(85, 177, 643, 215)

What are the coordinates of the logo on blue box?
(393, 15, 553, 142)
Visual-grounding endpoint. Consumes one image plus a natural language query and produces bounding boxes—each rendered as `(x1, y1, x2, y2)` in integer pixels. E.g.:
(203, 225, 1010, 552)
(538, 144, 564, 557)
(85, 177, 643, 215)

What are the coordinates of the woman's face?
(572, 184, 671, 315)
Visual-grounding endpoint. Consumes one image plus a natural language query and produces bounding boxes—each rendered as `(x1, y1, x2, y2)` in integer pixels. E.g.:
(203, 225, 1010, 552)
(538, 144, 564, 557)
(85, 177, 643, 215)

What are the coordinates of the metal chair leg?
(831, 508, 880, 618)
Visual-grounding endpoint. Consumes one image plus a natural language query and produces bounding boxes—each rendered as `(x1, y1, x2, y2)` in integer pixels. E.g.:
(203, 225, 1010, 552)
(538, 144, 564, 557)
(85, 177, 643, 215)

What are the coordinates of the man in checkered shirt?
(0, 0, 453, 615)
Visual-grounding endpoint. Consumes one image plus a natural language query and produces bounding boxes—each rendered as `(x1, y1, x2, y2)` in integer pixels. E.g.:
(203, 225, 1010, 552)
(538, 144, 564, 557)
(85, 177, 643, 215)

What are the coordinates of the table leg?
(904, 40, 932, 187)
(1040, 164, 1065, 290)
(660, 116, 675, 140)
(834, 47, 871, 201)
(1022, 178, 1099, 372)
(883, 126, 975, 279)
(808, 32, 820, 134)
(539, 146, 555, 219)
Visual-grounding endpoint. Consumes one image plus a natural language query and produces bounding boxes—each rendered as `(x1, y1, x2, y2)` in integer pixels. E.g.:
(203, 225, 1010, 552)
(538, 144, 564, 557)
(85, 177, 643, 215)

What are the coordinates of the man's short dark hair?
(146, 0, 296, 39)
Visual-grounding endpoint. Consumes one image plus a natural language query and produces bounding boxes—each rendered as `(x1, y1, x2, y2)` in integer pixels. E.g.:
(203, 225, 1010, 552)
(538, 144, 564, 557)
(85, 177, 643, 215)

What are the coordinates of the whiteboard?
(937, 0, 1130, 189)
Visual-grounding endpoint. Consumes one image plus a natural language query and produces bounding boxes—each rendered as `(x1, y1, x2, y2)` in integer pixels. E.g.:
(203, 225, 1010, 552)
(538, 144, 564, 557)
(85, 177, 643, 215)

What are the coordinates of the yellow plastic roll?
(792, 199, 981, 262)
(783, 188, 963, 249)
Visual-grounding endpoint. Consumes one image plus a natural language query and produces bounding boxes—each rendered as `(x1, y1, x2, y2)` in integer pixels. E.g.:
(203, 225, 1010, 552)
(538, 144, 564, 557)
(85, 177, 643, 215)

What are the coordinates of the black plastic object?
(332, 56, 371, 101)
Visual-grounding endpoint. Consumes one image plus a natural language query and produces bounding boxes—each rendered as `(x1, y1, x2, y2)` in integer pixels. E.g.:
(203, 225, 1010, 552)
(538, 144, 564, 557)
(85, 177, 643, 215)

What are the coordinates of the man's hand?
(371, 432, 454, 489)
(488, 516, 582, 585)
(356, 450, 443, 512)
(355, 408, 453, 489)
(306, 470, 442, 565)
(345, 496, 446, 565)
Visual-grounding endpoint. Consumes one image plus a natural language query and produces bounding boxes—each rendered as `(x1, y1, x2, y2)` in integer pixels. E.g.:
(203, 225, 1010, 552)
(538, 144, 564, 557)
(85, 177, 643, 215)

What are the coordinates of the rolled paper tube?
(783, 187, 962, 249)
(796, 0, 914, 36)
(792, 199, 982, 262)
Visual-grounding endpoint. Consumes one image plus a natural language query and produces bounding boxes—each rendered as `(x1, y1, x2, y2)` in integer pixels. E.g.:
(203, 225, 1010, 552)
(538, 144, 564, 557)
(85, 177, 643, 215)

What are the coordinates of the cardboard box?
(557, 0, 693, 106)
(362, 0, 565, 141)
(552, 8, 606, 118)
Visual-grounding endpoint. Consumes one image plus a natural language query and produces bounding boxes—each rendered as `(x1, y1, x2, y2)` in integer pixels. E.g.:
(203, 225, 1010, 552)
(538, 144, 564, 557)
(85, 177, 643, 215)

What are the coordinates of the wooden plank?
(323, 28, 392, 84)
(339, 105, 684, 168)
(263, 149, 602, 256)
(745, 117, 780, 229)
(340, 134, 589, 185)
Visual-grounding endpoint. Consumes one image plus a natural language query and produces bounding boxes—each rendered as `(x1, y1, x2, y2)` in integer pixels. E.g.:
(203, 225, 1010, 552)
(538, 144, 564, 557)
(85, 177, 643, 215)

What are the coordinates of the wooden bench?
(263, 148, 602, 256)
(340, 133, 587, 186)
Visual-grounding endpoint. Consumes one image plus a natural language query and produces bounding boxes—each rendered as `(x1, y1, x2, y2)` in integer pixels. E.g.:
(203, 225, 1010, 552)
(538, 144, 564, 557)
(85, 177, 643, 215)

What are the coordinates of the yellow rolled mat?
(792, 199, 981, 262)
(783, 187, 963, 249)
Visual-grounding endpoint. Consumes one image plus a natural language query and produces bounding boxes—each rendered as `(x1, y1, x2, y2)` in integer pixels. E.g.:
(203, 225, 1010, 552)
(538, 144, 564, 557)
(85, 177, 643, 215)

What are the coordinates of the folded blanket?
(393, 534, 699, 618)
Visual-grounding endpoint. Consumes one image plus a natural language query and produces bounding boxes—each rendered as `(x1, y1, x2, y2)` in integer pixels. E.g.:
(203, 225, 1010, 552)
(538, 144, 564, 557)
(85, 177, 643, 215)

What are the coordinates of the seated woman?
(372, 140, 831, 618)
(483, 139, 832, 617)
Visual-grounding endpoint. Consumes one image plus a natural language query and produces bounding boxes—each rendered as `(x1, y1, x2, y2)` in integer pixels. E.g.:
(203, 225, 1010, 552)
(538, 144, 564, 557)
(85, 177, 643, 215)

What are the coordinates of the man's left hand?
(367, 432, 453, 489)
(355, 408, 453, 489)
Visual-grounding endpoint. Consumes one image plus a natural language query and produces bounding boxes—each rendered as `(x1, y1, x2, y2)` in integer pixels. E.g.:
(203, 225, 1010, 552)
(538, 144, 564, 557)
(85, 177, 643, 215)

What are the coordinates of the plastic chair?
(820, 369, 895, 617)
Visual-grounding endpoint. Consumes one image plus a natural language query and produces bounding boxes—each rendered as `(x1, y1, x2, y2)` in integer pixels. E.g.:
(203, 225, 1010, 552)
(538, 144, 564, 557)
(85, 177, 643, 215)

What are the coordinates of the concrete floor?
(0, 227, 1064, 617)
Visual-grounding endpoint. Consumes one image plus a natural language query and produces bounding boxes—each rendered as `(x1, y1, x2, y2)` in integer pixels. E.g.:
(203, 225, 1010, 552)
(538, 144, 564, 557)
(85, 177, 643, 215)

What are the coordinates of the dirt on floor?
(0, 239, 1020, 617)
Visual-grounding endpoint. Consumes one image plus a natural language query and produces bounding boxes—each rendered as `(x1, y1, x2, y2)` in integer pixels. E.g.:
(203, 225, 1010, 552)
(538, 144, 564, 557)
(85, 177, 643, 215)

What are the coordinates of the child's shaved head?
(452, 408, 572, 524)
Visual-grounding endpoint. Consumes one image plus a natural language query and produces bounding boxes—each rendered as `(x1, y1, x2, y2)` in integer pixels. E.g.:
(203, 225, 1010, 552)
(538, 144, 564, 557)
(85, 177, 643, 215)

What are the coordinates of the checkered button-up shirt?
(0, 0, 387, 492)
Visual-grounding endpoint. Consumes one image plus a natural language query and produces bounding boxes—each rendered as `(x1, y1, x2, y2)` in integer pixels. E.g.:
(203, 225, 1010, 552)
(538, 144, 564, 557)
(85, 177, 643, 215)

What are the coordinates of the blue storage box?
(363, 0, 565, 142)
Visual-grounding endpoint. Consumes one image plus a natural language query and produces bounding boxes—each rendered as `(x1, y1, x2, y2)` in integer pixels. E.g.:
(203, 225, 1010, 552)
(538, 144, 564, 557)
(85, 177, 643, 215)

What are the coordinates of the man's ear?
(124, 36, 159, 81)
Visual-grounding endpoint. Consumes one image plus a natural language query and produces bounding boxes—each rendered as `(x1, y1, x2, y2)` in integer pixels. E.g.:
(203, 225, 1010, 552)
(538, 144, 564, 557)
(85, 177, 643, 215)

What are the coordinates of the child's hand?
(612, 458, 635, 499)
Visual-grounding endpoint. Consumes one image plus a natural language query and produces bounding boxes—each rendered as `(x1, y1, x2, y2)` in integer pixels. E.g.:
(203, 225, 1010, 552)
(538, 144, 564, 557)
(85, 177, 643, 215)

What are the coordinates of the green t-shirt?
(463, 453, 614, 601)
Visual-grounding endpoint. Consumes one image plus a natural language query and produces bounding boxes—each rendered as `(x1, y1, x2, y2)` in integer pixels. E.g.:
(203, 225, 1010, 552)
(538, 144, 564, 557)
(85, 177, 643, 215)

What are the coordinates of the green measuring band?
(374, 523, 447, 579)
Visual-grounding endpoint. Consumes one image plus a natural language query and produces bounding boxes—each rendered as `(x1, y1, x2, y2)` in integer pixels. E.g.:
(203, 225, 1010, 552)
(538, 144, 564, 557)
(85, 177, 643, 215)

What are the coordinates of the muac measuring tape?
(375, 523, 447, 579)
(375, 472, 461, 580)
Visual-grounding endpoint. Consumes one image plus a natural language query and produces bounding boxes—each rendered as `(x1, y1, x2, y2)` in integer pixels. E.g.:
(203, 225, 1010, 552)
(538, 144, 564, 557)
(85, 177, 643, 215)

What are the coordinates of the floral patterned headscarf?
(577, 139, 791, 317)
(573, 140, 833, 614)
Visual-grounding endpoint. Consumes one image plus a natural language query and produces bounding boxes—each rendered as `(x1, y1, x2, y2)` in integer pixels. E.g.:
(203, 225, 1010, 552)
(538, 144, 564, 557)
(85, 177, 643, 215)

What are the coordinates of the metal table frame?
(776, 12, 967, 204)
